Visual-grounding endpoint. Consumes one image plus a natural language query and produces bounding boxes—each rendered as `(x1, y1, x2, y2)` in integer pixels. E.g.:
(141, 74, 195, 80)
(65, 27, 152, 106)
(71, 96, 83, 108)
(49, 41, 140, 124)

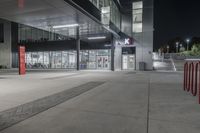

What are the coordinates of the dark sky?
(154, 0, 200, 49)
(120, 0, 200, 50)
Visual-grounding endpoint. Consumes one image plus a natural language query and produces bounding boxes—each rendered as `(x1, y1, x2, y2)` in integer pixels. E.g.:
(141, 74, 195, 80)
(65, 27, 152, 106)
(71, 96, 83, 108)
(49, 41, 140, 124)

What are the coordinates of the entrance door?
(97, 56, 109, 69)
(122, 55, 135, 70)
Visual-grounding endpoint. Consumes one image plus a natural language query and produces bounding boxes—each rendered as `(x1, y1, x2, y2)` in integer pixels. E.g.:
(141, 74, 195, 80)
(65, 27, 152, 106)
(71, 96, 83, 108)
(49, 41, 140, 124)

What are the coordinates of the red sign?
(18, 46, 26, 75)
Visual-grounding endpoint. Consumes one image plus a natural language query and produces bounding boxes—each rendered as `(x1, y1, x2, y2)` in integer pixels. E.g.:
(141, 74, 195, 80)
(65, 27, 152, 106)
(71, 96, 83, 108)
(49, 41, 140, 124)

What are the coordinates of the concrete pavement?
(0, 71, 200, 133)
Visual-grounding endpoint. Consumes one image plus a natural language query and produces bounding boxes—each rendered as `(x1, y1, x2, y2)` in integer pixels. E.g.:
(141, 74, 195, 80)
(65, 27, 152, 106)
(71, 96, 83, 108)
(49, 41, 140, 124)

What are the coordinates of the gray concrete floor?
(0, 70, 200, 133)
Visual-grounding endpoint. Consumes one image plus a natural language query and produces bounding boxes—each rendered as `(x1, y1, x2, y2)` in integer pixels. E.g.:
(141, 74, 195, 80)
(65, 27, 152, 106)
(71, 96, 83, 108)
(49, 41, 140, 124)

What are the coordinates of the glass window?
(26, 52, 32, 68)
(133, 9, 143, 23)
(88, 50, 97, 69)
(99, 0, 104, 9)
(69, 51, 76, 68)
(133, 1, 143, 9)
(37, 52, 44, 68)
(51, 51, 62, 69)
(101, 6, 110, 25)
(44, 52, 50, 68)
(0, 23, 4, 43)
(43, 31, 49, 41)
(31, 28, 38, 42)
(132, 1, 143, 33)
(80, 51, 89, 69)
(133, 23, 143, 33)
(31, 52, 39, 68)
(62, 51, 69, 69)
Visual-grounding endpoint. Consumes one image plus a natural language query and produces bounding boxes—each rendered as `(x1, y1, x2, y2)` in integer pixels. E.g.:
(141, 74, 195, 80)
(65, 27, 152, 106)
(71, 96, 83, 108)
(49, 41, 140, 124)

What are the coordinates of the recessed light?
(88, 36, 106, 40)
(53, 24, 79, 29)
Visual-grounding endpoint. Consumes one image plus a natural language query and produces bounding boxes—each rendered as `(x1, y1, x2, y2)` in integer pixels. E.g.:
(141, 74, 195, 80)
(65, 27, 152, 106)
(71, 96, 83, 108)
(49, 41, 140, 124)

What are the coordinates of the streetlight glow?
(186, 39, 190, 43)
(186, 38, 190, 51)
(176, 42, 179, 53)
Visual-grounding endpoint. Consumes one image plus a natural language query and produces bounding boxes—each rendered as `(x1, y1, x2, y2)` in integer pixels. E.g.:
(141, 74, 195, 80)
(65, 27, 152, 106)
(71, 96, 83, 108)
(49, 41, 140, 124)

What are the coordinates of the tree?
(191, 44, 200, 56)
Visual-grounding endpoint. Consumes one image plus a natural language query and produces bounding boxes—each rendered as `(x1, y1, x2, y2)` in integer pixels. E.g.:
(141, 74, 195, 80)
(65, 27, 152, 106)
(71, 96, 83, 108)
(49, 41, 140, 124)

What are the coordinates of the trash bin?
(139, 62, 146, 71)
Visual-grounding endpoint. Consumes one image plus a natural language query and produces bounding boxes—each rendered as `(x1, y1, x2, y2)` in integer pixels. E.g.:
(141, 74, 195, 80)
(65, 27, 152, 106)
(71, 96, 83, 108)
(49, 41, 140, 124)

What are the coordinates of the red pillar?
(18, 46, 26, 75)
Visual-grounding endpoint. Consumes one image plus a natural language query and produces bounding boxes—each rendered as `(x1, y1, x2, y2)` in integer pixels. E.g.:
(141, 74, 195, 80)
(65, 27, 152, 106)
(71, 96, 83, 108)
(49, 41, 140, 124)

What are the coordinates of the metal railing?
(184, 59, 200, 104)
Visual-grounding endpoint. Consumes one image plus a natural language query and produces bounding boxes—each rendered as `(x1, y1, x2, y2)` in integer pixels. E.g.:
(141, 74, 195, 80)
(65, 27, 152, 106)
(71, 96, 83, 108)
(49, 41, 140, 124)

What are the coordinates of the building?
(0, 0, 153, 71)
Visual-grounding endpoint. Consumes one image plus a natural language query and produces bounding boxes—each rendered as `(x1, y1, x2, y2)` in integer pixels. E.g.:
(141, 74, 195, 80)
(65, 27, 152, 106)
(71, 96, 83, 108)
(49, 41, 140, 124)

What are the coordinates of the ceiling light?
(53, 24, 79, 29)
(88, 36, 106, 40)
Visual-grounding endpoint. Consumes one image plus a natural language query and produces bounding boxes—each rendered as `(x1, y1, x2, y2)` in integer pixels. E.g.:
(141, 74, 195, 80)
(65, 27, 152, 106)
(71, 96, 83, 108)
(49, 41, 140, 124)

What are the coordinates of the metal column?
(111, 34, 115, 71)
(76, 27, 80, 71)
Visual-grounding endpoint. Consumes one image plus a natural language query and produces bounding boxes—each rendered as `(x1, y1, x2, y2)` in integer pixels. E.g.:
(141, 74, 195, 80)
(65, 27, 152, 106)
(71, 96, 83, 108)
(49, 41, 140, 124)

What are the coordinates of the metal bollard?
(183, 60, 200, 104)
(192, 62, 199, 96)
(184, 62, 188, 91)
(188, 62, 194, 92)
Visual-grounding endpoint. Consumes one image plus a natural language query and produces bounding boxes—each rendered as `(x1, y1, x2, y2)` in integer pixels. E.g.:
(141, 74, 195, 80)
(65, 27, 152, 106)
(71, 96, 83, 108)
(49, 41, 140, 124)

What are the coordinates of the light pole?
(167, 45, 169, 53)
(179, 44, 182, 52)
(186, 39, 190, 51)
(176, 42, 179, 53)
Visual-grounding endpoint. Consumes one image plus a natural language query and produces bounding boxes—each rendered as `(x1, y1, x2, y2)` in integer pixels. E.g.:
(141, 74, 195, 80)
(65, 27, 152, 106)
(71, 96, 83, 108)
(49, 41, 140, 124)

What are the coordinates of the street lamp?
(167, 45, 169, 53)
(179, 44, 182, 52)
(186, 39, 190, 51)
(176, 42, 179, 53)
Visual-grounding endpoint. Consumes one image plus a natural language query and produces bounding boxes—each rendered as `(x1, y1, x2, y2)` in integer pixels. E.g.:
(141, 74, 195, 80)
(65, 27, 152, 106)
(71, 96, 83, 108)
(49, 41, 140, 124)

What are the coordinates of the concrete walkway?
(0, 71, 200, 133)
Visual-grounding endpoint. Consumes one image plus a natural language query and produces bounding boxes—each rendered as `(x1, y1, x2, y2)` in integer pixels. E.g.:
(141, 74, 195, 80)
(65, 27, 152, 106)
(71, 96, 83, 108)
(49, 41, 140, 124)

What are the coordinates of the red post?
(192, 62, 198, 96)
(18, 46, 26, 75)
(188, 63, 194, 92)
(184, 62, 188, 91)
(184, 61, 200, 104)
(199, 62, 200, 104)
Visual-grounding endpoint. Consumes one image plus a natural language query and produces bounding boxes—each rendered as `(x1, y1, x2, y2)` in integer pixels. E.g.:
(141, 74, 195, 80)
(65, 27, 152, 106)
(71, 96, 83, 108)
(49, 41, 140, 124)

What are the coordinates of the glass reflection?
(25, 50, 111, 70)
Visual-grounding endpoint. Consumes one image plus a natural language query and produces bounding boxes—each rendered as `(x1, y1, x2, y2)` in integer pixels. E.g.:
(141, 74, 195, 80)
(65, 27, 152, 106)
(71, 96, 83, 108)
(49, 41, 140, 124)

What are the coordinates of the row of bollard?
(184, 60, 200, 104)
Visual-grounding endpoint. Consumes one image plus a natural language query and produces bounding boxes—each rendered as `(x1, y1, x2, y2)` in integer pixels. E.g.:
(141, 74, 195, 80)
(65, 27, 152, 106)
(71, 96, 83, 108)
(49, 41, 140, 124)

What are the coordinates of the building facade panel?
(0, 19, 12, 68)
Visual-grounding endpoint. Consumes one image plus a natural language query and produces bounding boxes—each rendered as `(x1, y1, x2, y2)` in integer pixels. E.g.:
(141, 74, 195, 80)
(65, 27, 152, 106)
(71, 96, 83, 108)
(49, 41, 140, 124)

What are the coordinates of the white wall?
(135, 0, 154, 70)
(114, 46, 122, 71)
(0, 19, 12, 68)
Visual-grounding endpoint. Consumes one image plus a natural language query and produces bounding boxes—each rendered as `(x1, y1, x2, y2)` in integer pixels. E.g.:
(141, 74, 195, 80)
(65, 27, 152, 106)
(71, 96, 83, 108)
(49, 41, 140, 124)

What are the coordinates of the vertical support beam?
(111, 34, 115, 71)
(76, 26, 80, 71)
(18, 45, 26, 75)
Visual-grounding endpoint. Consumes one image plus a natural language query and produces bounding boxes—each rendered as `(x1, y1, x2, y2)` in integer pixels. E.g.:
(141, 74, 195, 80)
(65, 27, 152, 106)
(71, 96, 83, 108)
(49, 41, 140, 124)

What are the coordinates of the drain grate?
(0, 81, 105, 131)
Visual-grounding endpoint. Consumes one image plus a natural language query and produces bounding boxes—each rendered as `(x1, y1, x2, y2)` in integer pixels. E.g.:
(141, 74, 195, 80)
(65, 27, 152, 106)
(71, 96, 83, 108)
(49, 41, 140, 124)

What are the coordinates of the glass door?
(122, 55, 135, 70)
(97, 56, 109, 69)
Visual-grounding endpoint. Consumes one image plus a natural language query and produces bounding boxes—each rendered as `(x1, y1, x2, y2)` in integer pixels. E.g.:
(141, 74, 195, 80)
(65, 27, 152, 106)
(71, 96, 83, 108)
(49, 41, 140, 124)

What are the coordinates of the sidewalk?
(0, 71, 199, 133)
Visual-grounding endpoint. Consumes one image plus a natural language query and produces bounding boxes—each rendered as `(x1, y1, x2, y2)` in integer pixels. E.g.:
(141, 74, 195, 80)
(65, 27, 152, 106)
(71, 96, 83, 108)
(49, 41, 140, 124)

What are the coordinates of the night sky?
(120, 0, 200, 50)
(154, 0, 200, 50)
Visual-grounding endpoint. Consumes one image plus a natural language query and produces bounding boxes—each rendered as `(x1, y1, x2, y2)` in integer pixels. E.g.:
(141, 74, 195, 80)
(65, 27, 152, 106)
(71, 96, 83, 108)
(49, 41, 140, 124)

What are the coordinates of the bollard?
(188, 62, 194, 92)
(184, 62, 188, 91)
(183, 60, 200, 104)
(192, 62, 198, 96)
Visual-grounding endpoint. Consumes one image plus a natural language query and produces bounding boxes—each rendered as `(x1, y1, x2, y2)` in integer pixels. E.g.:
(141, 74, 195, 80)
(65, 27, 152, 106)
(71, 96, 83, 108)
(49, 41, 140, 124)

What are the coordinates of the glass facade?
(132, 1, 143, 33)
(0, 23, 4, 43)
(18, 24, 71, 43)
(89, 0, 121, 29)
(26, 51, 77, 69)
(80, 50, 111, 70)
(24, 50, 111, 70)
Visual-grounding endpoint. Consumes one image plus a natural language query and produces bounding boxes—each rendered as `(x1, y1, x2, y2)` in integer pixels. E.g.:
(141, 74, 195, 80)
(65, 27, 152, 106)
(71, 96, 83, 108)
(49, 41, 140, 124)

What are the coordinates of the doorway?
(122, 55, 135, 70)
(97, 56, 109, 69)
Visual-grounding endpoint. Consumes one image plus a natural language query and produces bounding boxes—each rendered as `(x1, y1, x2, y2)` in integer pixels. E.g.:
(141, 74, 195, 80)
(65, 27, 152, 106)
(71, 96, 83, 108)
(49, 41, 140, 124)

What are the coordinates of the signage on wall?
(125, 38, 133, 45)
(116, 38, 135, 47)
(18, 46, 26, 75)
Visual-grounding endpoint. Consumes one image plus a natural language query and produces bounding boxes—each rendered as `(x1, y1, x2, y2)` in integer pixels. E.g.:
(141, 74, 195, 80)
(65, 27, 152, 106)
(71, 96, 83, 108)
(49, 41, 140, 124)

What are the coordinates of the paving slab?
(0, 71, 199, 133)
